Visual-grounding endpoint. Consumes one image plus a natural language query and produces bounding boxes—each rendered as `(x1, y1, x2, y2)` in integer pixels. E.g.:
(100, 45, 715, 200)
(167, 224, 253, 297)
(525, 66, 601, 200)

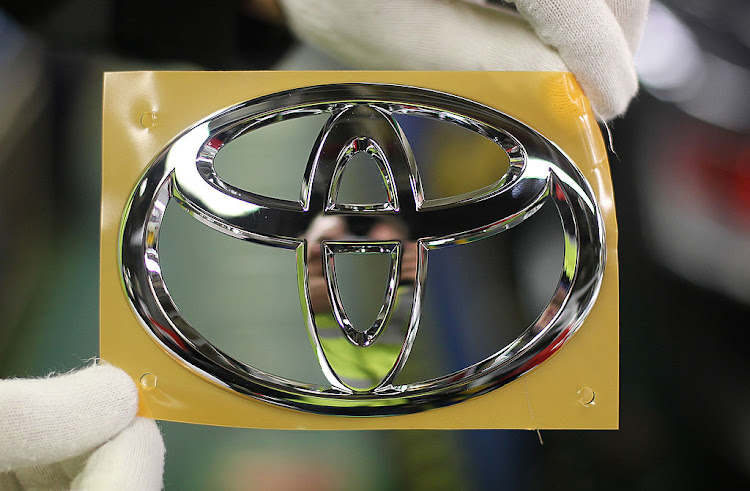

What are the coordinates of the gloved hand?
(272, 0, 649, 120)
(0, 364, 164, 490)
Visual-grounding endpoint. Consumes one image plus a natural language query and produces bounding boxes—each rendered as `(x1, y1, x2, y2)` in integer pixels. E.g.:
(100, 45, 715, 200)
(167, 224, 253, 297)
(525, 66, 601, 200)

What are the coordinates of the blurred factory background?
(1, 1, 748, 489)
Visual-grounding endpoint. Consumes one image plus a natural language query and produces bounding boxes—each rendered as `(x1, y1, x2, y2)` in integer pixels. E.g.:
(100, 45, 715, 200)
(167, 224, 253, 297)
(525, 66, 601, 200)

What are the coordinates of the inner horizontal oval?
(213, 113, 329, 201)
(393, 113, 511, 201)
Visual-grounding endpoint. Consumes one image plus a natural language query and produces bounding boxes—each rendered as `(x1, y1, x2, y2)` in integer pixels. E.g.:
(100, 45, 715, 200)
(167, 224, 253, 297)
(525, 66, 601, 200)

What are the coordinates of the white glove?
(0, 364, 164, 490)
(277, 0, 649, 120)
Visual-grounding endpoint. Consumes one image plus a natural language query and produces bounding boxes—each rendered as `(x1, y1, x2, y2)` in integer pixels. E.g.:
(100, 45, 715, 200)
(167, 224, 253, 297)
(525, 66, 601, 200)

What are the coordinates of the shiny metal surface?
(120, 83, 606, 415)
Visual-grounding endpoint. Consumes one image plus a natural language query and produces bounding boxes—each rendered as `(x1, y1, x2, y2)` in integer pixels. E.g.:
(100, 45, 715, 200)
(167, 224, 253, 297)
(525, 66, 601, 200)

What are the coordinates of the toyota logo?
(120, 84, 605, 416)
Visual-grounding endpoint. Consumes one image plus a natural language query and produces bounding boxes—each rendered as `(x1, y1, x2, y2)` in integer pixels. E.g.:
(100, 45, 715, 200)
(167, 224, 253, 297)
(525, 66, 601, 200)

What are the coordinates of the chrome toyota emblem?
(120, 84, 605, 415)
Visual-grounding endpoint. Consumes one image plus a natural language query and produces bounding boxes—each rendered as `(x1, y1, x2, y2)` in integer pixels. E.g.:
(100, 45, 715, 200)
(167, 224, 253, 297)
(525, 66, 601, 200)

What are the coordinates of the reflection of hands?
(0, 364, 164, 490)
(400, 241, 419, 283)
(305, 216, 347, 313)
(272, 0, 648, 120)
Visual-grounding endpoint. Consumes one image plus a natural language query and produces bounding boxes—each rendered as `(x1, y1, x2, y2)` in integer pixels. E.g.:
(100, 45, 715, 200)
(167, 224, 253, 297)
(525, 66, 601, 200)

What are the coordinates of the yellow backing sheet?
(101, 71, 618, 429)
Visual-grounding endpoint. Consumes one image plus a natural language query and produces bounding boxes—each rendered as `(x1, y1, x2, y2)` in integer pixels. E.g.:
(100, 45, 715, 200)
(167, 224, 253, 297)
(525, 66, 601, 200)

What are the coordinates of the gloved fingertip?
(0, 364, 139, 469)
(72, 417, 165, 490)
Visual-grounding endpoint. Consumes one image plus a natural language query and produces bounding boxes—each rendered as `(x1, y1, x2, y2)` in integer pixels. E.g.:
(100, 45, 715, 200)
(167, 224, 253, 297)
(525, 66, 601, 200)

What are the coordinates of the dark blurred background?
(0, 1, 748, 489)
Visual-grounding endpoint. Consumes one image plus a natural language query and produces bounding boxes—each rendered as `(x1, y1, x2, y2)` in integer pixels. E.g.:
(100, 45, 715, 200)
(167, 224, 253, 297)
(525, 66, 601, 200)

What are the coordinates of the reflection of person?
(0, 1, 647, 488)
(304, 214, 418, 315)
(305, 215, 346, 314)
(303, 213, 419, 390)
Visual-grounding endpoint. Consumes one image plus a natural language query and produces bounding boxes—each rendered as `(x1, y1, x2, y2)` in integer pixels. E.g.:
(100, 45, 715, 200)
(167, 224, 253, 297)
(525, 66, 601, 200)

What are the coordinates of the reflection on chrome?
(120, 84, 606, 415)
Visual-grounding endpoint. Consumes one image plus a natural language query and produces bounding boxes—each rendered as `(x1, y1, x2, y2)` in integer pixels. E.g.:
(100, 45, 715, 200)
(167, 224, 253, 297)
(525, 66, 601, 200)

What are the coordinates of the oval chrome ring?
(120, 83, 606, 416)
